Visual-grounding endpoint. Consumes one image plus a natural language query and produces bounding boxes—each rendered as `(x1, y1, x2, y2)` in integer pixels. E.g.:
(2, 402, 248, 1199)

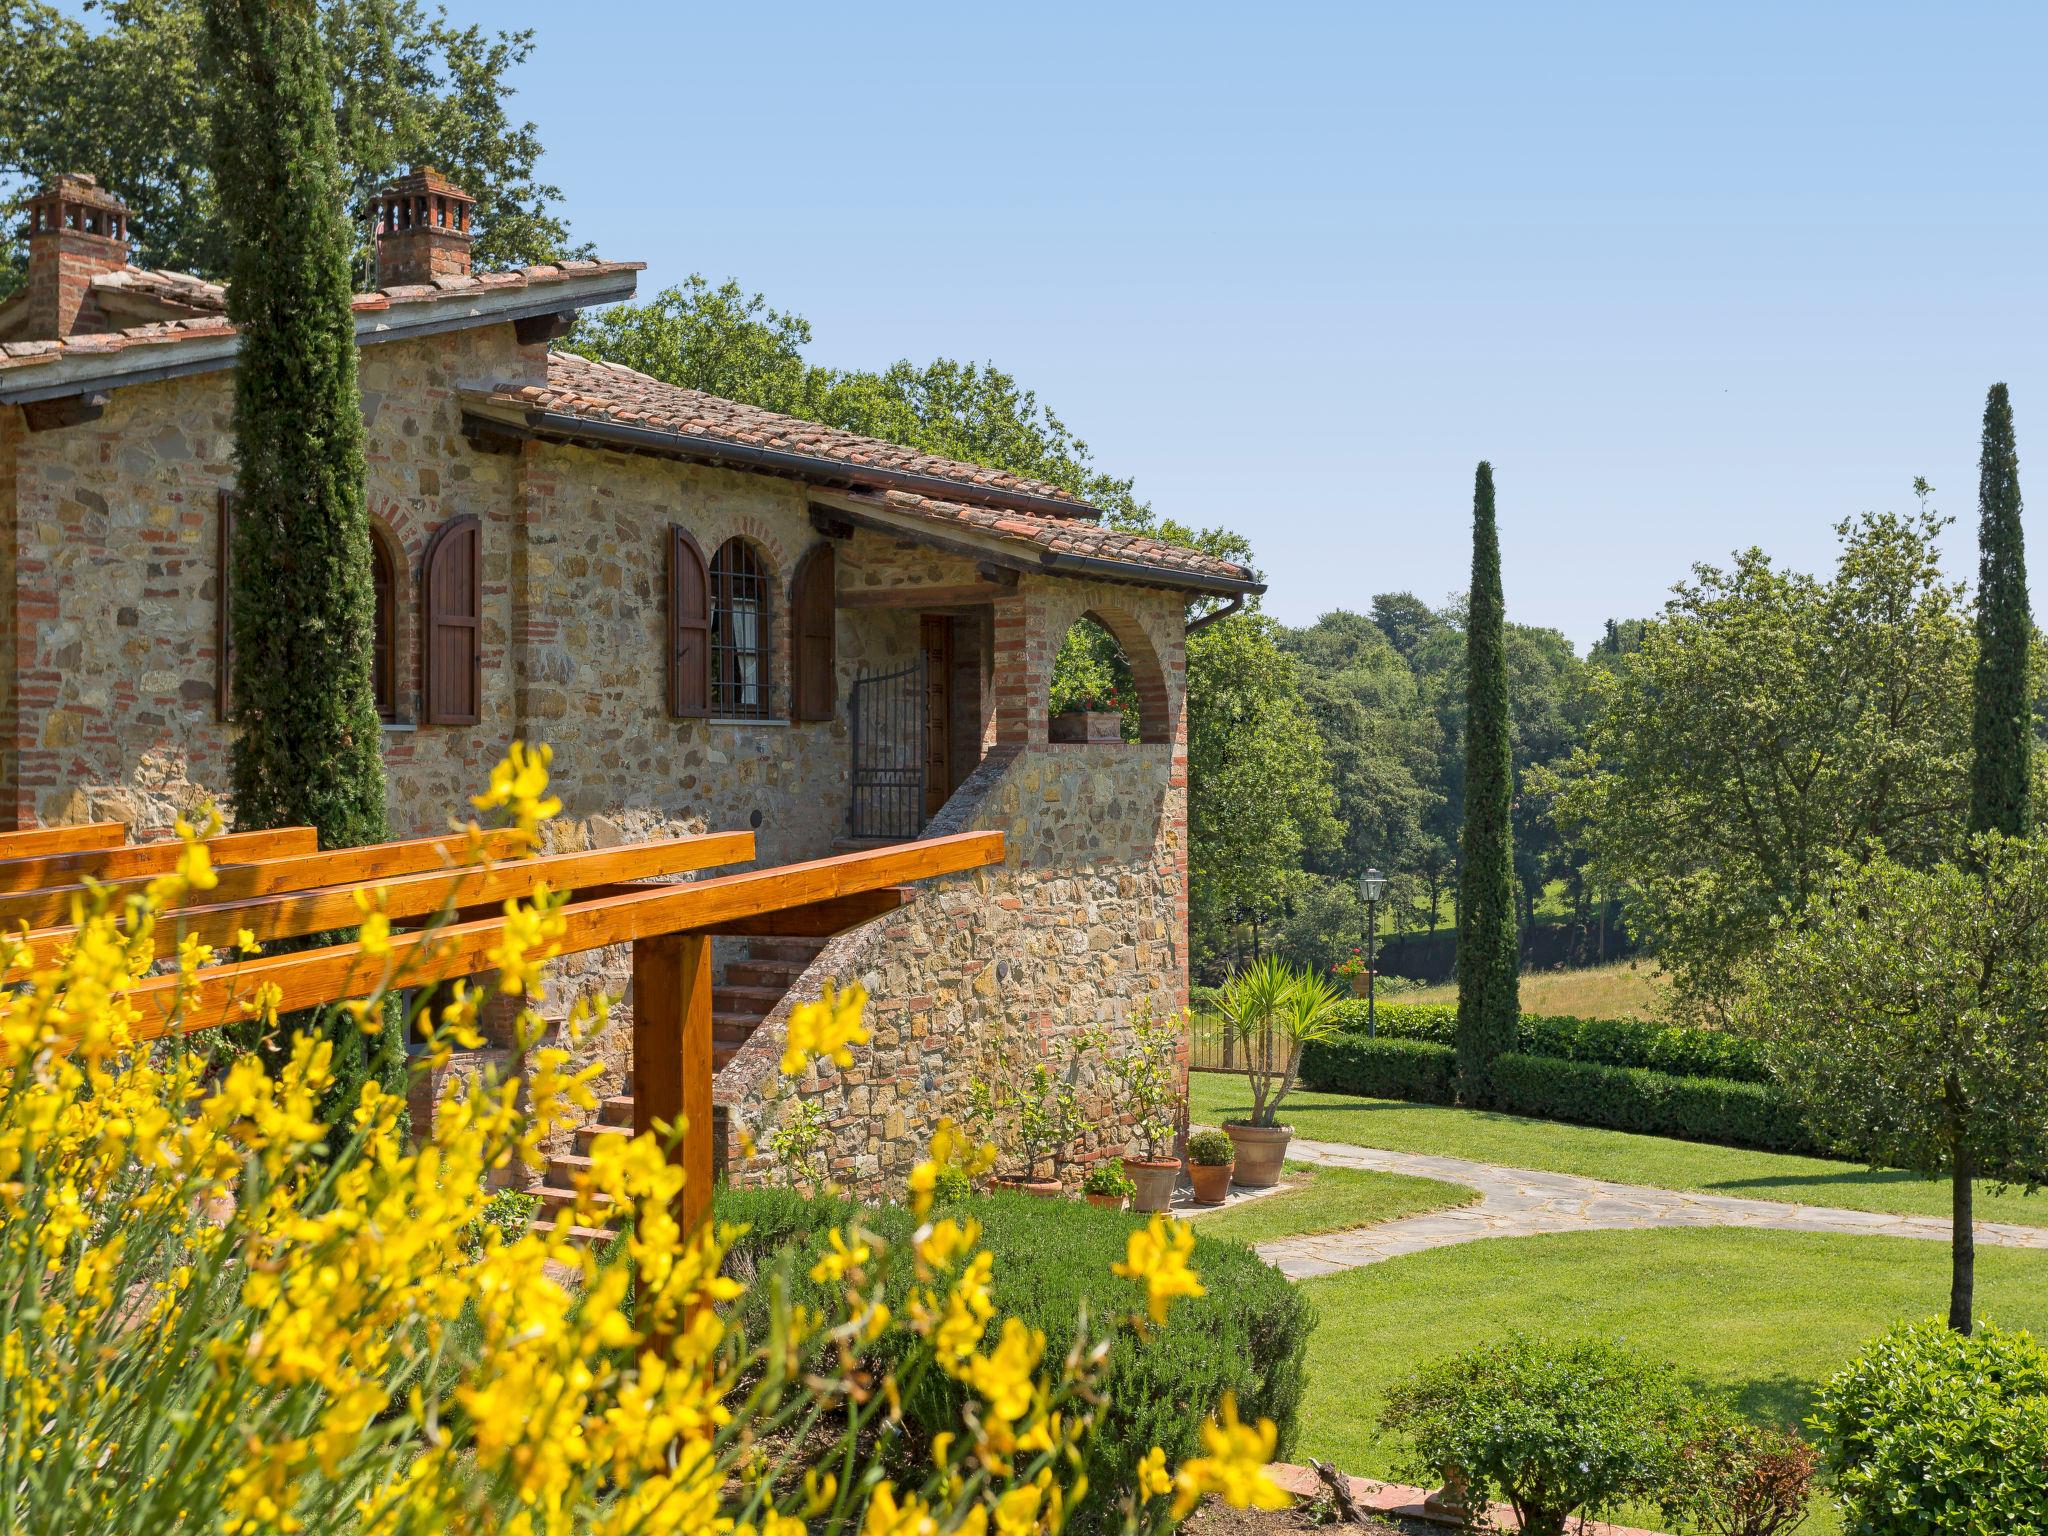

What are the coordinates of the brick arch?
(1073, 604, 1173, 745)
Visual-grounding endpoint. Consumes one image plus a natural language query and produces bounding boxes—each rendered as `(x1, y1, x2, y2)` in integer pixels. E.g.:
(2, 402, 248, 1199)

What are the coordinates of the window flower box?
(1049, 709, 1122, 744)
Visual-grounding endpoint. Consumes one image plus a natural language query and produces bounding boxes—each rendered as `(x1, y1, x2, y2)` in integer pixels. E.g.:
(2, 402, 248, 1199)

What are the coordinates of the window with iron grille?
(710, 538, 771, 718)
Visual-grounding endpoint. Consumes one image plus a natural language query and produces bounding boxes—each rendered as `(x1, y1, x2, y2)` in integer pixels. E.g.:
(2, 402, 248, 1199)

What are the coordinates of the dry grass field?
(1399, 960, 1668, 1020)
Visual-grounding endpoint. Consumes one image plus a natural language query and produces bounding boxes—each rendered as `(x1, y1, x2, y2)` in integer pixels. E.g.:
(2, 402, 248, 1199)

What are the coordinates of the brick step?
(725, 958, 808, 988)
(573, 1120, 631, 1156)
(530, 1218, 618, 1247)
(744, 937, 828, 965)
(713, 1014, 761, 1045)
(528, 1182, 617, 1227)
(712, 983, 786, 1014)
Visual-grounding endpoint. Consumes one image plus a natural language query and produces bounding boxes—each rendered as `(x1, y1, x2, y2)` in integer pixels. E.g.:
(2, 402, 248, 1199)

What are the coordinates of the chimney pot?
(20, 172, 132, 339)
(369, 166, 475, 287)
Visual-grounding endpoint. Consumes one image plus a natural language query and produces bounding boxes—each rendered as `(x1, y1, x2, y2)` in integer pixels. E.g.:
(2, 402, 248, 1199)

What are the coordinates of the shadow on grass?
(1725, 1370, 1820, 1432)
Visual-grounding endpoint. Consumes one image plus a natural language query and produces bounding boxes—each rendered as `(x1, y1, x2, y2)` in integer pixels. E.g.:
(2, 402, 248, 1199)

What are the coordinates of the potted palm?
(1109, 1004, 1183, 1213)
(1218, 956, 1343, 1186)
(1185, 1128, 1235, 1205)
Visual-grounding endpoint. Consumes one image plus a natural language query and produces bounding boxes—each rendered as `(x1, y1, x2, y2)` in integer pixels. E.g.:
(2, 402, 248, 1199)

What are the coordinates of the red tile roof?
(468, 352, 1257, 591)
(0, 260, 644, 374)
(500, 350, 1089, 511)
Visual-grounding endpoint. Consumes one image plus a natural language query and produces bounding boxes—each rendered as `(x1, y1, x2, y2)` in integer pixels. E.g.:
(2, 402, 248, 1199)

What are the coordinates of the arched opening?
(710, 537, 772, 719)
(1047, 607, 1170, 745)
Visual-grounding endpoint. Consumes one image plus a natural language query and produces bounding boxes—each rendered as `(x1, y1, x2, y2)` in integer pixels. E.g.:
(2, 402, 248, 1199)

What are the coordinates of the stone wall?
(718, 735, 1191, 1196)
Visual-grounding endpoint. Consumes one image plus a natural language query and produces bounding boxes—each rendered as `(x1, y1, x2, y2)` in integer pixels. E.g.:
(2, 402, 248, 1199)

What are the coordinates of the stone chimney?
(369, 166, 474, 287)
(22, 173, 132, 338)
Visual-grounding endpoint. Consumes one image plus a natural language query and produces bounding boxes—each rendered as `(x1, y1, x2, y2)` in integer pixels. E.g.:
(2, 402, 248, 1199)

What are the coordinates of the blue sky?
(479, 3, 2041, 643)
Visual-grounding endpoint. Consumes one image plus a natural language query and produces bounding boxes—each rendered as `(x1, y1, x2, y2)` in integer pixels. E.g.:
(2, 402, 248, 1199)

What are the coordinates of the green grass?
(1297, 1227, 2048, 1535)
(1189, 1076, 2048, 1228)
(1186, 1161, 1472, 1247)
(1399, 959, 1668, 1020)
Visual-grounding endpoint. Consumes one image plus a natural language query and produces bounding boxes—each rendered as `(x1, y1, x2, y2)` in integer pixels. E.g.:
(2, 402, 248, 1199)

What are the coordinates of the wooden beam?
(22, 831, 758, 963)
(22, 392, 110, 432)
(112, 830, 1004, 1041)
(634, 932, 715, 1234)
(836, 582, 1011, 610)
(0, 826, 319, 894)
(512, 311, 578, 345)
(0, 822, 126, 860)
(0, 827, 534, 931)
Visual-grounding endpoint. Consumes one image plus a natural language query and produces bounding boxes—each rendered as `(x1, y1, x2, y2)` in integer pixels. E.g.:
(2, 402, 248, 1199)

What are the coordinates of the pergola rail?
(34, 823, 1005, 1234)
(0, 825, 318, 893)
(0, 821, 126, 860)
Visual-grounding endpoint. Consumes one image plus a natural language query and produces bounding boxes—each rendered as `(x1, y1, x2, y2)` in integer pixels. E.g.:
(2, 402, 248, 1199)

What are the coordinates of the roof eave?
(460, 395, 1105, 524)
(0, 269, 640, 406)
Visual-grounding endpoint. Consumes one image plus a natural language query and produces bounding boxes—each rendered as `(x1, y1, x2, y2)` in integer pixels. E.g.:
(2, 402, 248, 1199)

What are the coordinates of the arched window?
(710, 537, 771, 719)
(370, 529, 398, 722)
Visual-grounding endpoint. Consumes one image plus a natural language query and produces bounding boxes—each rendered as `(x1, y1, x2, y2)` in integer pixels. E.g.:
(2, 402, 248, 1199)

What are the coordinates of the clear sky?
(475, 1, 2043, 645)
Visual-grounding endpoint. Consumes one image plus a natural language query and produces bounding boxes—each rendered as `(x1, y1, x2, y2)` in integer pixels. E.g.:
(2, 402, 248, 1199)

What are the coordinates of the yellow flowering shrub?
(0, 748, 1290, 1535)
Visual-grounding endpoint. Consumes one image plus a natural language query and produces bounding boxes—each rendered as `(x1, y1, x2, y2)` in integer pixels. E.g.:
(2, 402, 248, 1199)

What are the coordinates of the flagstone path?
(1251, 1137, 2048, 1280)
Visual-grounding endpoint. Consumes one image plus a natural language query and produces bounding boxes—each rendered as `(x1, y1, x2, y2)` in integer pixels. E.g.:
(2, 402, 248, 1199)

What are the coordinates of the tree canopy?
(0, 0, 579, 291)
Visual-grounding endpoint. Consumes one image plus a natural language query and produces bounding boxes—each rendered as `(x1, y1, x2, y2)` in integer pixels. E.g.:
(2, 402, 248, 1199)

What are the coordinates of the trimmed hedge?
(1296, 1039, 1821, 1155)
(1297, 1034, 1458, 1104)
(715, 1186, 1312, 1530)
(1326, 1000, 1770, 1084)
(1488, 1053, 1824, 1155)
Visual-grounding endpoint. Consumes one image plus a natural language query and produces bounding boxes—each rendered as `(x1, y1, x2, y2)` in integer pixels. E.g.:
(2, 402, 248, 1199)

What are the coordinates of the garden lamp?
(1358, 869, 1386, 1036)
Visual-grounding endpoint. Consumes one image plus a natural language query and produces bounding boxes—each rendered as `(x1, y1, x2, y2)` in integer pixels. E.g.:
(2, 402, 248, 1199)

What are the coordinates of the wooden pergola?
(12, 819, 1005, 1231)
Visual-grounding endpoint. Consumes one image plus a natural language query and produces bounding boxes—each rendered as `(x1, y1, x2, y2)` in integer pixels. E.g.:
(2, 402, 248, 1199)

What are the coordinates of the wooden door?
(920, 616, 953, 819)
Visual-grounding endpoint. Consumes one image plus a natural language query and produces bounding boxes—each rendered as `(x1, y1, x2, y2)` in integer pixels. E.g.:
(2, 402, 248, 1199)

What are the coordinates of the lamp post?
(1359, 868, 1387, 1036)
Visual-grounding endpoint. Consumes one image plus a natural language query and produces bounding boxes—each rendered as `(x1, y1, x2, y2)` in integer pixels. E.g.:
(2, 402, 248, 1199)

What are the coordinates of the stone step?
(528, 1182, 617, 1227)
(530, 1216, 618, 1246)
(725, 958, 807, 989)
(713, 983, 786, 1014)
(744, 936, 828, 965)
(573, 1121, 631, 1156)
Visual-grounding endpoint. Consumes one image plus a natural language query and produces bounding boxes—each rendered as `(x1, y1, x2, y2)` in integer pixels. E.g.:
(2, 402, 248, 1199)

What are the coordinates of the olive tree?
(1735, 835, 2048, 1331)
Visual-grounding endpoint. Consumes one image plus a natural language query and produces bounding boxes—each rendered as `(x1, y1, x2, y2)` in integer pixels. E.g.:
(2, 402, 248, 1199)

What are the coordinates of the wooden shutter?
(668, 526, 710, 718)
(370, 532, 397, 722)
(789, 543, 836, 721)
(215, 488, 238, 721)
(420, 515, 481, 726)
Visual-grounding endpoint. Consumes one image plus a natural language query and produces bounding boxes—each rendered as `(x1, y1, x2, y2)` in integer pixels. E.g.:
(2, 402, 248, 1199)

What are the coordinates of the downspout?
(1184, 594, 1245, 635)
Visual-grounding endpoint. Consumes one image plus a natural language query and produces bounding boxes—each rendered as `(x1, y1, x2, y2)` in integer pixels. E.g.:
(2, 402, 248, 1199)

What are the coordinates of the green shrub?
(1300, 1034, 1457, 1103)
(1081, 1163, 1135, 1198)
(1326, 1000, 1770, 1083)
(1187, 1129, 1235, 1165)
(1489, 1053, 1822, 1155)
(1813, 1318, 2048, 1533)
(715, 1185, 1312, 1529)
(1380, 1333, 1681, 1536)
(1658, 1403, 1816, 1536)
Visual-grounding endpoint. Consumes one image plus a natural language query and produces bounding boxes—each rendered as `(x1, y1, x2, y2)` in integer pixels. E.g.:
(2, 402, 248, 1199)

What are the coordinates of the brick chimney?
(369, 166, 474, 287)
(22, 173, 132, 339)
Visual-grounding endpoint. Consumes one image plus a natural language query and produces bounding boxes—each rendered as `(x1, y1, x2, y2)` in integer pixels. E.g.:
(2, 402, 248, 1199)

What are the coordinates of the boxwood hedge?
(714, 1185, 1312, 1529)
(1322, 999, 1770, 1084)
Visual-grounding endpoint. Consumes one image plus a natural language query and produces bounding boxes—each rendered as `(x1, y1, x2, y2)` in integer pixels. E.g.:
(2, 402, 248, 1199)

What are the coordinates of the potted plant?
(1109, 1003, 1184, 1213)
(996, 1063, 1081, 1196)
(1332, 949, 1371, 998)
(1048, 687, 1126, 744)
(1080, 1163, 1135, 1210)
(1185, 1128, 1235, 1205)
(1218, 956, 1343, 1186)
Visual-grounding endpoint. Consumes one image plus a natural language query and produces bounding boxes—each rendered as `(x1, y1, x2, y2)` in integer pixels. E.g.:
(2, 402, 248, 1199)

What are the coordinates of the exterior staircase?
(528, 933, 828, 1241)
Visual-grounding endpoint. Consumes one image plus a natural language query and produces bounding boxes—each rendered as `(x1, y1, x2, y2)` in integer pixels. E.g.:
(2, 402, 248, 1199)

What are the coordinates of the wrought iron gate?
(848, 660, 926, 840)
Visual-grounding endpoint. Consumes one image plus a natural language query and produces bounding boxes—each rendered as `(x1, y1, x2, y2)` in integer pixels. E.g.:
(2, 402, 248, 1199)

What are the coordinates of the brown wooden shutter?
(215, 488, 238, 721)
(668, 526, 710, 718)
(420, 515, 481, 726)
(789, 543, 836, 721)
(370, 532, 397, 722)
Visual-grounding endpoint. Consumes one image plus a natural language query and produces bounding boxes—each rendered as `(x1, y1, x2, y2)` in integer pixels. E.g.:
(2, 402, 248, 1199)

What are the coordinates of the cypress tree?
(1456, 461, 1521, 1101)
(205, 0, 397, 1118)
(1970, 383, 2031, 841)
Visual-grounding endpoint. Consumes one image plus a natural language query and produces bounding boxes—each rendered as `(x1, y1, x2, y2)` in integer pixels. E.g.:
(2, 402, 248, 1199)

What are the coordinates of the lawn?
(1188, 1076, 2048, 1227)
(1296, 1227, 2048, 1535)
(1396, 959, 1667, 1020)
(1185, 1161, 1472, 1247)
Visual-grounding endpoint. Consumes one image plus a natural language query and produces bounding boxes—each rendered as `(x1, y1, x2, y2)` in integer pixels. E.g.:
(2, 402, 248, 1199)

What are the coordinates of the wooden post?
(632, 932, 715, 1235)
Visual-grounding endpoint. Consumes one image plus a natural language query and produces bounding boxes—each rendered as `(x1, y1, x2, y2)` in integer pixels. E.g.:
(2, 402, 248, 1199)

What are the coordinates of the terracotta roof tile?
(0, 259, 644, 374)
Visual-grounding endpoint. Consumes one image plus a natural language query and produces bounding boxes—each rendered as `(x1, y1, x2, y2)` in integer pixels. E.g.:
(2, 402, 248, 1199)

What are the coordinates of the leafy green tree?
(0, 0, 578, 291)
(1736, 837, 2048, 1332)
(1549, 506, 1975, 1018)
(1457, 463, 1519, 1099)
(1971, 390, 2031, 840)
(206, 0, 396, 1118)
(1186, 614, 1339, 971)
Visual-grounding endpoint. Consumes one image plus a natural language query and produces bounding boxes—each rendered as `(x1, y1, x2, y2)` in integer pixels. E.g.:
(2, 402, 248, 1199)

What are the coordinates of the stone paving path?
(1255, 1137, 2048, 1280)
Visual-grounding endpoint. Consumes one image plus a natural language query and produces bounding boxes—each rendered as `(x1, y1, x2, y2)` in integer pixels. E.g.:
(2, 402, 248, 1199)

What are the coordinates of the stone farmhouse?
(0, 169, 1260, 1195)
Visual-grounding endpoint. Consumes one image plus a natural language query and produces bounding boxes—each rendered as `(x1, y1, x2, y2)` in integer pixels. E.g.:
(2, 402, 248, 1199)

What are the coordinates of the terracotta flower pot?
(1187, 1160, 1234, 1205)
(1084, 1192, 1125, 1211)
(1349, 971, 1371, 998)
(1223, 1122, 1291, 1188)
(1122, 1157, 1179, 1214)
(994, 1176, 1064, 1199)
